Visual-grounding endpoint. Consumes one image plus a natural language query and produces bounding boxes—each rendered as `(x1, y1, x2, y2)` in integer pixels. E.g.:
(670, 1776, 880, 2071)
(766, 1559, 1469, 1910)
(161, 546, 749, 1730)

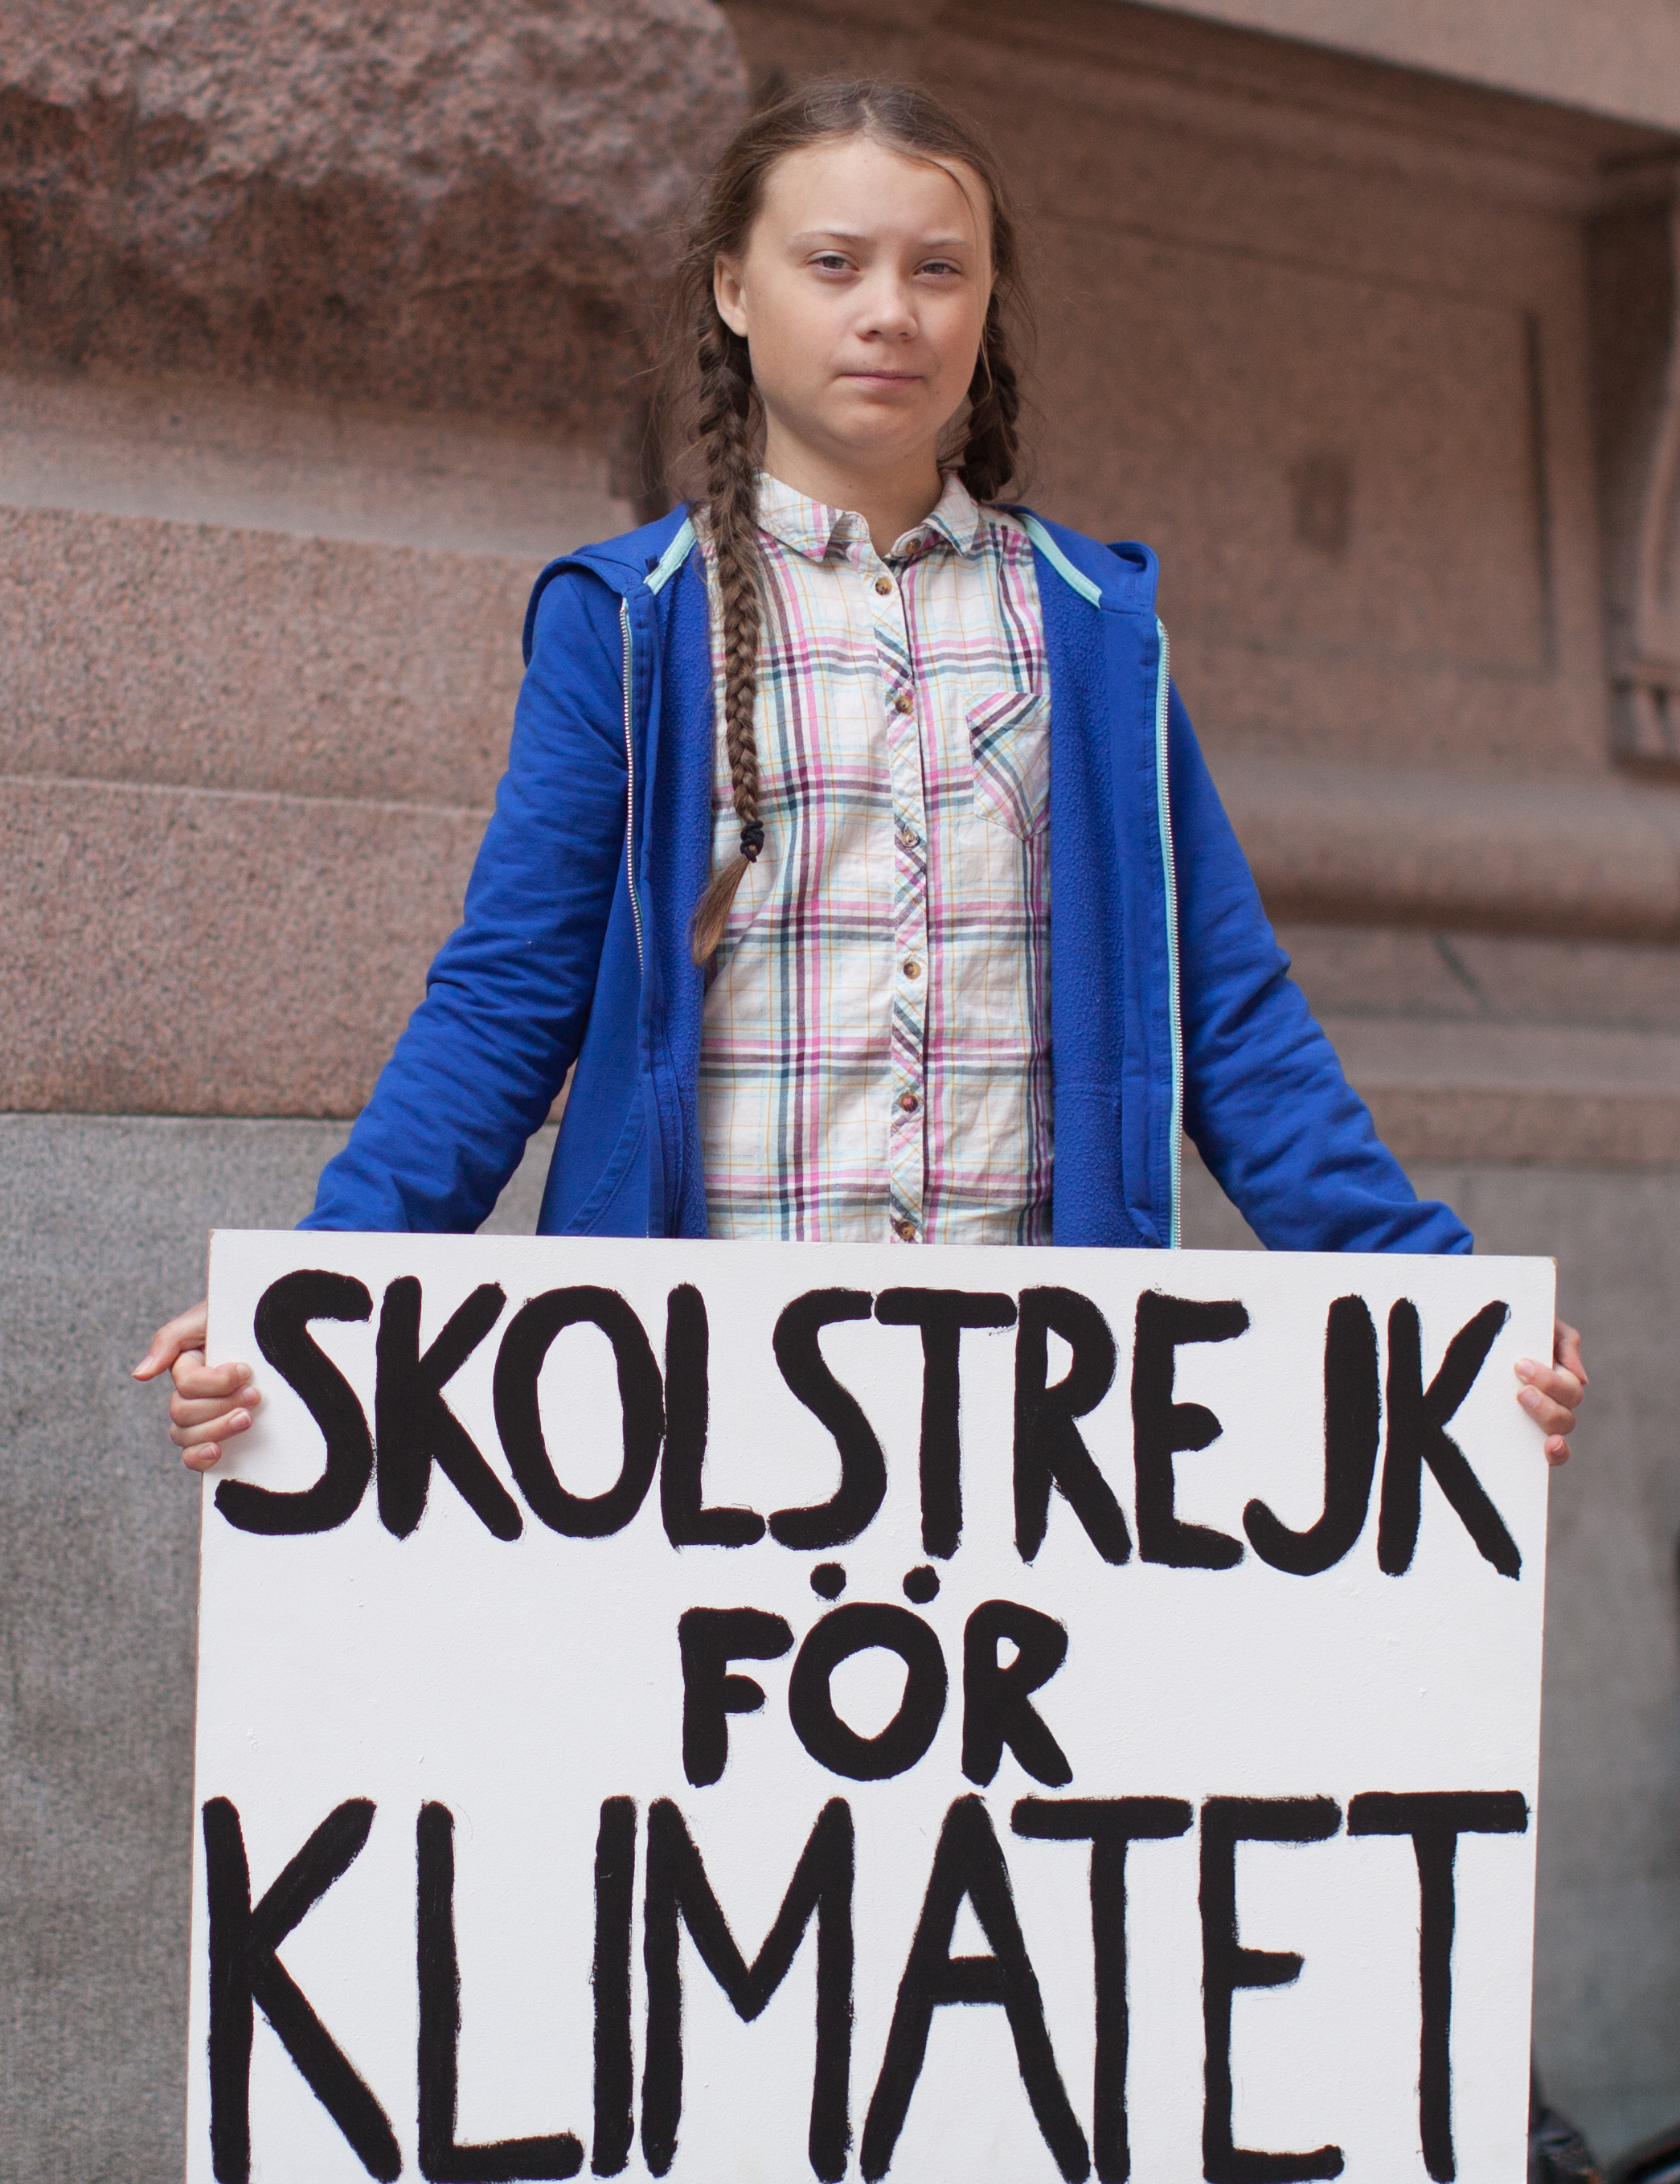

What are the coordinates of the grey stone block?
(0, 1112, 552, 2183)
(2, 1119, 1675, 2176)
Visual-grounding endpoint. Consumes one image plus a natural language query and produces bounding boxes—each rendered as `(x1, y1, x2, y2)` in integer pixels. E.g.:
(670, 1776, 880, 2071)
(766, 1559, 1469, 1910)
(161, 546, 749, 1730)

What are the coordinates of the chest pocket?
(967, 687, 1051, 838)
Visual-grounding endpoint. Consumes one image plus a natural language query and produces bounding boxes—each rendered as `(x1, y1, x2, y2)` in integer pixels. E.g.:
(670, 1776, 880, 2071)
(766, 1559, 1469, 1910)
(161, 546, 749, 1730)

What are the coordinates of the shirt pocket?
(966, 687, 1051, 838)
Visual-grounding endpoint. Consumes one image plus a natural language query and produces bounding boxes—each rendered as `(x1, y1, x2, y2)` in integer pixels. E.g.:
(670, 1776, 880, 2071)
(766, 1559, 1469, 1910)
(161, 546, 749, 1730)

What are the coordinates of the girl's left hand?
(1515, 1318, 1586, 1466)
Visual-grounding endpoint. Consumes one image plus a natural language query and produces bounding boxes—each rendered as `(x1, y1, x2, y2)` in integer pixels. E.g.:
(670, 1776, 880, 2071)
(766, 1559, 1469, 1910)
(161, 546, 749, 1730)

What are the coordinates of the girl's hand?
(133, 1301, 260, 1473)
(1515, 1317, 1585, 1467)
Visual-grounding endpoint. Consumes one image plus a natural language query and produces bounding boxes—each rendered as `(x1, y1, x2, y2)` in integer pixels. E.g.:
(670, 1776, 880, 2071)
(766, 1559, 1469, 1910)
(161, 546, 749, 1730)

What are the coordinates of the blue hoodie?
(304, 507, 1470, 1256)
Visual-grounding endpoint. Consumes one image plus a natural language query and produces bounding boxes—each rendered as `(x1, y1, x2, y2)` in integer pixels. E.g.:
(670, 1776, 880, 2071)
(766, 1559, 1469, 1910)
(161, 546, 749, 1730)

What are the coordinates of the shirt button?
(875, 576, 893, 596)
(895, 1219, 918, 1242)
(892, 691, 915, 715)
(898, 826, 920, 850)
(898, 1091, 920, 1114)
(903, 961, 922, 980)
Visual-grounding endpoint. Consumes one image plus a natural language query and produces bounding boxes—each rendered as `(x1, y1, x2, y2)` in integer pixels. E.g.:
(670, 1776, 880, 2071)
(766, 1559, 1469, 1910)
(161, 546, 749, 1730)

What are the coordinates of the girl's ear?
(714, 256, 749, 338)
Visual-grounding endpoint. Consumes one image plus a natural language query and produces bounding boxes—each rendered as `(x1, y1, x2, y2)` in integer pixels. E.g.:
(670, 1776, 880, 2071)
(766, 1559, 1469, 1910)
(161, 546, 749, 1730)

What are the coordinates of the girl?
(136, 79, 1585, 1461)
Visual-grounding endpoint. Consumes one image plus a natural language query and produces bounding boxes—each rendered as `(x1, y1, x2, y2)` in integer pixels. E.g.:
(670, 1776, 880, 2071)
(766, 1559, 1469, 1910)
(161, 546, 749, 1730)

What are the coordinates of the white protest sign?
(186, 1233, 1553, 2184)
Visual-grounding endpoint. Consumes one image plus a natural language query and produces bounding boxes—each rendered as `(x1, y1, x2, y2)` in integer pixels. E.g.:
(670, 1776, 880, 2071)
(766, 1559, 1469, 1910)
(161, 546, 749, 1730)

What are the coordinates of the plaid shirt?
(698, 471, 1051, 1244)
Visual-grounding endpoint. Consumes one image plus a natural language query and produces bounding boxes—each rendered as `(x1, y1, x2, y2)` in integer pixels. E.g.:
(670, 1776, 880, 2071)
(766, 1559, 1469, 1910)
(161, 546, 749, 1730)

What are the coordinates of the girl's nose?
(855, 277, 919, 340)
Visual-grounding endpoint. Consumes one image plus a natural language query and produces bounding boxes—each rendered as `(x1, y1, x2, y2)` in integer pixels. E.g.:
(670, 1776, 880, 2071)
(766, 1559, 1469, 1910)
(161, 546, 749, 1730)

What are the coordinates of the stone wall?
(699, 3, 1680, 2153)
(5, 0, 1680, 2174)
(0, 372, 627, 1118)
(1134, 0, 1680, 133)
(0, 0, 748, 1121)
(0, 7, 748, 2179)
(0, 0, 741, 431)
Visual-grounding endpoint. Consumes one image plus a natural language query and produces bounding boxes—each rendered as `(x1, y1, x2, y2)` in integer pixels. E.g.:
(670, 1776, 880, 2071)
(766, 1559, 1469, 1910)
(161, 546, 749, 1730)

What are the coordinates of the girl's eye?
(811, 253, 852, 272)
(919, 260, 962, 278)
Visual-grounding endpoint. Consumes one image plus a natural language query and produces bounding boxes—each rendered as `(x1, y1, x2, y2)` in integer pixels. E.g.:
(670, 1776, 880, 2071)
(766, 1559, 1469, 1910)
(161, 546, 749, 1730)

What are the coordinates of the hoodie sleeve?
(1169, 685, 1473, 1255)
(302, 564, 629, 1232)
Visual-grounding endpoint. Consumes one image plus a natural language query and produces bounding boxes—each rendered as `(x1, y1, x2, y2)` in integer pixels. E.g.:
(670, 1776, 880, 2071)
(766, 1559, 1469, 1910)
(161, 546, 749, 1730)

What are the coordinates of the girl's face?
(715, 133, 993, 488)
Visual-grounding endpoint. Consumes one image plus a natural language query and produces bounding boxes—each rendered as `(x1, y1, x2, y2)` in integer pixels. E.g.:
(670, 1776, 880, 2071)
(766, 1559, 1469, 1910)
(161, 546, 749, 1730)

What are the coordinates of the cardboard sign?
(186, 1233, 1554, 2184)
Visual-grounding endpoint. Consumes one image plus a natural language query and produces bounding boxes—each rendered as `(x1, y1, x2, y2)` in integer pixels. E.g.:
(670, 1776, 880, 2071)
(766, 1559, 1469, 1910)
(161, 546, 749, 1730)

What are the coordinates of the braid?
(688, 304, 766, 967)
(653, 77, 1034, 963)
(958, 297, 1024, 504)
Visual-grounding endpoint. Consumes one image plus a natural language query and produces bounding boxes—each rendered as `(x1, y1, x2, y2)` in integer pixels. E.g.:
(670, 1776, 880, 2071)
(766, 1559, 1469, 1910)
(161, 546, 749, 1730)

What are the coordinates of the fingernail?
(1518, 1387, 1542, 1412)
(1514, 1358, 1539, 1379)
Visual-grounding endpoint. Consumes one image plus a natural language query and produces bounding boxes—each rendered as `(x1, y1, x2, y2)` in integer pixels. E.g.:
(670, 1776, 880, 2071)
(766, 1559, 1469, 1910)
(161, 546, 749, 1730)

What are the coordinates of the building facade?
(2, 1, 1678, 2172)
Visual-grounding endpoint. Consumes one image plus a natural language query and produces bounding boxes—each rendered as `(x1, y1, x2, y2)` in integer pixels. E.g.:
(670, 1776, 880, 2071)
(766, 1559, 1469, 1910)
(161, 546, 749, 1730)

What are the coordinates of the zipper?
(620, 597, 645, 973)
(1153, 615, 1182, 1248)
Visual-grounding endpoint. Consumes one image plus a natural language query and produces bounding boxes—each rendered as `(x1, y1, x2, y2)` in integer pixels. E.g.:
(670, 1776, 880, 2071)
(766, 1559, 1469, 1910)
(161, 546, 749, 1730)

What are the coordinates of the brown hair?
(658, 78, 1029, 965)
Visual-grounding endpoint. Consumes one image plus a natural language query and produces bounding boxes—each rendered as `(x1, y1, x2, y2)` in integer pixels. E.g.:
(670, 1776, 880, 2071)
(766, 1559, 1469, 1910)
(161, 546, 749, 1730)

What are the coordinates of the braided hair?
(659, 78, 1031, 966)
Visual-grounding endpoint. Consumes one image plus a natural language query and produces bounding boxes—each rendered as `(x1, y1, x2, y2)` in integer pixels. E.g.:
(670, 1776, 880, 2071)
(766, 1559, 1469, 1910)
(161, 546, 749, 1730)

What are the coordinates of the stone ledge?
(10, 766, 1679, 1146)
(1219, 756, 1680, 942)
(1323, 1014, 1680, 1165)
(0, 367, 634, 560)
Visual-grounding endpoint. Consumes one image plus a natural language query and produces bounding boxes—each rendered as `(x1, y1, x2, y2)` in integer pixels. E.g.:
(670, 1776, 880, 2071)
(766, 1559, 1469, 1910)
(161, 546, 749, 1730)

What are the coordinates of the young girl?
(136, 79, 1585, 1462)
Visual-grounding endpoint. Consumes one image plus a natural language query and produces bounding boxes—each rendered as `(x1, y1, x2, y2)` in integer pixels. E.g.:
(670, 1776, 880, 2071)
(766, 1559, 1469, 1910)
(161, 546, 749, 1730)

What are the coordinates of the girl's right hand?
(133, 1301, 260, 1472)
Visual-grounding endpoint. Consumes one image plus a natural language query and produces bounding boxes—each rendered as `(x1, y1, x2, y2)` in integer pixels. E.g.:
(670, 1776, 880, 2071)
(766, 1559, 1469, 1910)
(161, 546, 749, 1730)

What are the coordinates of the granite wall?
(4, 0, 1680, 2175)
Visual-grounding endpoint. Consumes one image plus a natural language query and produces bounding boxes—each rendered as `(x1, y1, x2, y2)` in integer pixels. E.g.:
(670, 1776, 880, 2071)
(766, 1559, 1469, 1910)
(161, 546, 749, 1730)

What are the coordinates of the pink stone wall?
(0, 2, 748, 1120)
(3, 5, 1680, 2168)
(0, 0, 744, 432)
(1128, 0, 1680, 135)
(725, 0, 1635, 786)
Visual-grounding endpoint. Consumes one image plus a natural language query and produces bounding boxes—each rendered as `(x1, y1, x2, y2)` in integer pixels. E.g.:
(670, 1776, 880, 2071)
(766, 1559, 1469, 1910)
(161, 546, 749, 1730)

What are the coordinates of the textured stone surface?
(1127, 0, 1680, 136)
(0, 776, 485, 1116)
(0, 1114, 552, 2184)
(0, 364, 635, 557)
(0, 504, 531, 805)
(1280, 924, 1680, 1035)
(1326, 1016, 1680, 1166)
(0, 0, 746, 427)
(1219, 758, 1680, 942)
(1277, 929, 1680, 1162)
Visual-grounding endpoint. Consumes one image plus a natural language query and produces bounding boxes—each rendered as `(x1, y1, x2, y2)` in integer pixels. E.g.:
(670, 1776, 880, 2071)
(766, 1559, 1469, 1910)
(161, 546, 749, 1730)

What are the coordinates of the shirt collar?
(754, 469, 985, 563)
